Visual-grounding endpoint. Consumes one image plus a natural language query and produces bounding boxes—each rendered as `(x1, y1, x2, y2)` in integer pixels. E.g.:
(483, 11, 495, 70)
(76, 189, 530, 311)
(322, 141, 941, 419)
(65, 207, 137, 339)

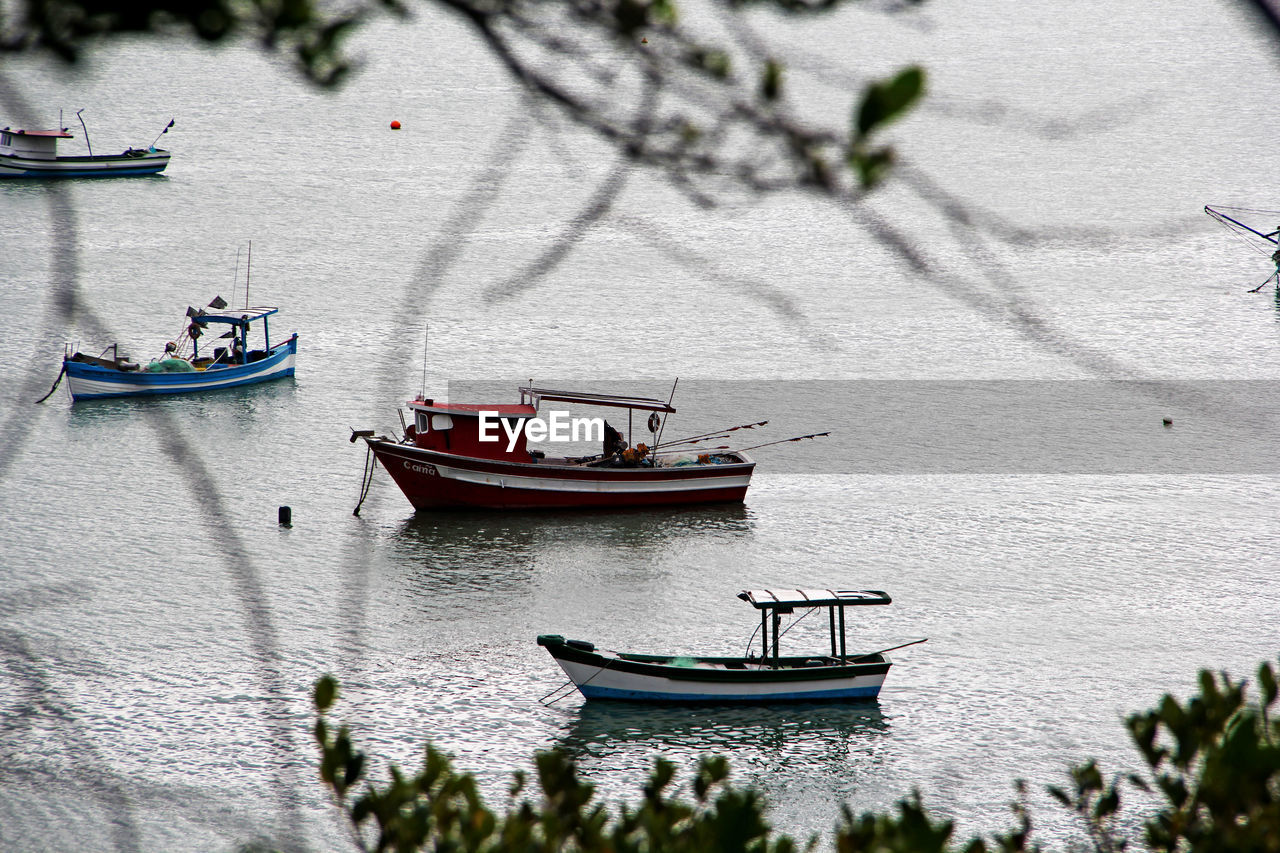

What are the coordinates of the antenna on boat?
(75, 109, 92, 157)
(244, 241, 252, 308)
(420, 323, 428, 401)
(149, 118, 174, 149)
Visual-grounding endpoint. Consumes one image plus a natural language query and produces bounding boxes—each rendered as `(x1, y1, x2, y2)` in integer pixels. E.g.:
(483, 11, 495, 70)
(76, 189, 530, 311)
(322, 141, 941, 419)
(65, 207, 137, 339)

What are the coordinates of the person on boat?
(230, 335, 245, 364)
(620, 443, 651, 466)
(603, 421, 626, 458)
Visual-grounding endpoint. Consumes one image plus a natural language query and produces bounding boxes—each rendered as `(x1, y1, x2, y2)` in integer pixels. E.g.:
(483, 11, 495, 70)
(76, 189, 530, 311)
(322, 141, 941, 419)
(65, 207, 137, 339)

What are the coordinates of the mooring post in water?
(278, 505, 292, 527)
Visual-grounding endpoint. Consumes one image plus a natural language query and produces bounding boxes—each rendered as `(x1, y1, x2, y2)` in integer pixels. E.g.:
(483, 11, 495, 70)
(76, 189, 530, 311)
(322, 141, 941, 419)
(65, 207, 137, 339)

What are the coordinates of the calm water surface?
(3, 0, 1280, 849)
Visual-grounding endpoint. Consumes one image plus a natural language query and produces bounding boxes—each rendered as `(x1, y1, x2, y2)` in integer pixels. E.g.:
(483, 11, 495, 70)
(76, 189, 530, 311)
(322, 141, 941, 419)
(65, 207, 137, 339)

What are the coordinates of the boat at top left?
(53, 296, 298, 402)
(0, 112, 173, 178)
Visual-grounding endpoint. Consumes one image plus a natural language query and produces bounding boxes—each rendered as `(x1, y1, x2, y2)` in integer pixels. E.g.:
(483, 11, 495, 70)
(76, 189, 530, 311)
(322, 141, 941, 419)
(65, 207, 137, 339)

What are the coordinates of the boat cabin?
(0, 127, 73, 160)
(738, 589, 891, 668)
(405, 385, 678, 464)
(407, 400, 540, 460)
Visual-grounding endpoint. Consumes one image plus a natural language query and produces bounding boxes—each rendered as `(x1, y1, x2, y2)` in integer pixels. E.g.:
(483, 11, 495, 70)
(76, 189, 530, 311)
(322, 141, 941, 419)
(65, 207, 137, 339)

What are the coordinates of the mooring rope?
(34, 363, 66, 404)
(352, 445, 377, 516)
(539, 652, 618, 705)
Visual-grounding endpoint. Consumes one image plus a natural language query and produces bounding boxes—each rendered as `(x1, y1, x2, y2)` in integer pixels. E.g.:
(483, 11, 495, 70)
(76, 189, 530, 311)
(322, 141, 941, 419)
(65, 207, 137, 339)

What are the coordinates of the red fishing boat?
(353, 386, 756, 511)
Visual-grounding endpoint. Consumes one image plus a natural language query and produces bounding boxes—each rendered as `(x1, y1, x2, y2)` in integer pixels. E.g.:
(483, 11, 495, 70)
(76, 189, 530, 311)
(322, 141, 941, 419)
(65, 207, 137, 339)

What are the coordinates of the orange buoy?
(390, 120, 401, 130)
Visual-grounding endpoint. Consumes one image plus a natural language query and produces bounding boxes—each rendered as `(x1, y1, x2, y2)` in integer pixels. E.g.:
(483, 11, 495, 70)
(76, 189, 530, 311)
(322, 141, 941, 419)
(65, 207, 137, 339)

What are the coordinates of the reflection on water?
(549, 699, 891, 810)
(384, 503, 756, 619)
(390, 503, 753, 566)
(63, 379, 298, 427)
(555, 698, 888, 759)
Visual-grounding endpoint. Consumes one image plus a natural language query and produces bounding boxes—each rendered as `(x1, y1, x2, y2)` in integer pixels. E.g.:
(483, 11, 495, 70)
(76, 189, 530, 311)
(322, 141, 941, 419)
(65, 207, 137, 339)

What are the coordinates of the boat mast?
(771, 609, 781, 667)
(653, 377, 678, 459)
(241, 242, 252, 361)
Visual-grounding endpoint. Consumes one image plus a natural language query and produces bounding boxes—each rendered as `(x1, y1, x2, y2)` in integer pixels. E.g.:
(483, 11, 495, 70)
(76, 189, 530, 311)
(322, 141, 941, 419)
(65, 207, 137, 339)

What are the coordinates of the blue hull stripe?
(0, 168, 166, 177)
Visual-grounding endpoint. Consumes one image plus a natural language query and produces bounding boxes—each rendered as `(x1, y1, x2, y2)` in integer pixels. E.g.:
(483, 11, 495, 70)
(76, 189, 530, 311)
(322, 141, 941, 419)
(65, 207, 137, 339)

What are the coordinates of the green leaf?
(696, 48, 731, 78)
(1260, 661, 1278, 708)
(855, 66, 925, 138)
(847, 147, 893, 189)
(314, 675, 338, 712)
(1095, 787, 1120, 818)
(761, 59, 783, 101)
(343, 753, 365, 787)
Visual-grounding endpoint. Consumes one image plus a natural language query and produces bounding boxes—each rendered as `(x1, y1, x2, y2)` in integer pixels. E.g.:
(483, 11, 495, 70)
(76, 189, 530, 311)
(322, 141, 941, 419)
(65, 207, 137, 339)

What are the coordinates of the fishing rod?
(732, 431, 830, 453)
(851, 638, 928, 662)
(655, 432, 733, 449)
(655, 420, 768, 448)
(1205, 205, 1280, 245)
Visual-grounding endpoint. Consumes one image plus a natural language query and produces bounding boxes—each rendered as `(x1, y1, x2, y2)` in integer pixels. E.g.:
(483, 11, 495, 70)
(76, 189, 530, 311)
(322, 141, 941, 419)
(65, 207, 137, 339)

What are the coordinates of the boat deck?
(610, 650, 888, 670)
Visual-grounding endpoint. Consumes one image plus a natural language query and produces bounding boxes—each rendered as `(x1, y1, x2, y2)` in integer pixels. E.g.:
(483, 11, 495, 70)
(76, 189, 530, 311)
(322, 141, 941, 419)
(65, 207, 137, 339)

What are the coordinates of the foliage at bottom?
(310, 658, 1280, 852)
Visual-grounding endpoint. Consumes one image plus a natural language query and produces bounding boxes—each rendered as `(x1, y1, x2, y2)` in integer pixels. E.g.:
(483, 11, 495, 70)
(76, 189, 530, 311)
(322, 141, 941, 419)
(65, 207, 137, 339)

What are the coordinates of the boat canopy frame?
(519, 386, 677, 414)
(189, 305, 280, 361)
(737, 588, 892, 669)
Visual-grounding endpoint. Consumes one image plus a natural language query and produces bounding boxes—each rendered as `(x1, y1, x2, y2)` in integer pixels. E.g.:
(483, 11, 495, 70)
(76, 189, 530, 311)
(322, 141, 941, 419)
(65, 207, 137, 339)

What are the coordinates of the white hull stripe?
(66, 353, 296, 399)
(424, 459, 751, 494)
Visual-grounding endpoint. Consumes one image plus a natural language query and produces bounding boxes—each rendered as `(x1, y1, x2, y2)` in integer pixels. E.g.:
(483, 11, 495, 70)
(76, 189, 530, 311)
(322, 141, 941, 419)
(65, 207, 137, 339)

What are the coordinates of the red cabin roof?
(2, 127, 74, 138)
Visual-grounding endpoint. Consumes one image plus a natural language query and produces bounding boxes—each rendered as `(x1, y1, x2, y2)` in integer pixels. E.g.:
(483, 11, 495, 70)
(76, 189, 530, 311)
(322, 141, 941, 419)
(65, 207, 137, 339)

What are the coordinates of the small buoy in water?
(390, 120, 401, 130)
(279, 505, 292, 527)
(1162, 417, 1173, 427)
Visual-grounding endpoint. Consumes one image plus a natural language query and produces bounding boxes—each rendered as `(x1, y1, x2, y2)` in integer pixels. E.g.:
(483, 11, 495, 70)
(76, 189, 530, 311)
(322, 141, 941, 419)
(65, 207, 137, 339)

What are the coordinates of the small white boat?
(538, 589, 925, 703)
(0, 115, 172, 178)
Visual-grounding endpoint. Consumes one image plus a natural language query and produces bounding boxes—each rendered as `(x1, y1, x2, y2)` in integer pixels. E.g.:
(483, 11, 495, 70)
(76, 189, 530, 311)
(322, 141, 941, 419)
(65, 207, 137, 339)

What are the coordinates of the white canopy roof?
(738, 589, 891, 609)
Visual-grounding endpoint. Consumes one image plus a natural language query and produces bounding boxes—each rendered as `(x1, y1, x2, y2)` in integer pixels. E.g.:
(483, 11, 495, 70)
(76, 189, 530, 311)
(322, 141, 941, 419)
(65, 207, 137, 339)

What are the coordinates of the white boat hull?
(538, 636, 890, 702)
(368, 441, 754, 510)
(555, 657, 887, 701)
(0, 150, 169, 178)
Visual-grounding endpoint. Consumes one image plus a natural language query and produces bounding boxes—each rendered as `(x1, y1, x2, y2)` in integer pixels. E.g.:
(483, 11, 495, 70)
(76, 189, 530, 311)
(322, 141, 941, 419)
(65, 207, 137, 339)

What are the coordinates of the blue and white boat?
(538, 589, 924, 703)
(61, 297, 298, 401)
(0, 116, 172, 178)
